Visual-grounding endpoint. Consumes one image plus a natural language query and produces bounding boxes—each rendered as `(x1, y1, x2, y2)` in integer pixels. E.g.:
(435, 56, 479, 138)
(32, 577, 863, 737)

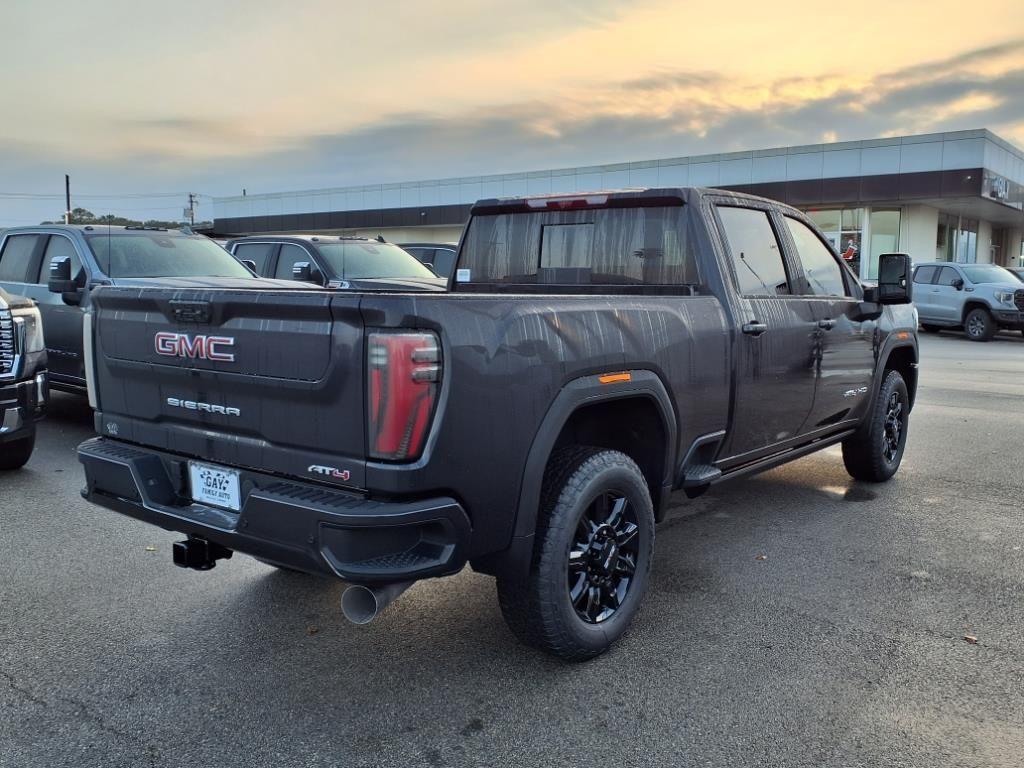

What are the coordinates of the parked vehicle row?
(224, 235, 444, 289)
(73, 187, 918, 659)
(0, 225, 279, 393)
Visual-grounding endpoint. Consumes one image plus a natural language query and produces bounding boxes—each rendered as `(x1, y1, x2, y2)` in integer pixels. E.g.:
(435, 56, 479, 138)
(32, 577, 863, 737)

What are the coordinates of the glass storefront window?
(957, 219, 979, 263)
(937, 214, 979, 263)
(867, 209, 901, 279)
(806, 207, 864, 275)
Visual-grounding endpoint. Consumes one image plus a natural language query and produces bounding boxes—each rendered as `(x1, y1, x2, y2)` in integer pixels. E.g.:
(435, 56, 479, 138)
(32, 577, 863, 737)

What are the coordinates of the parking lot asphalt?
(2, 331, 1023, 768)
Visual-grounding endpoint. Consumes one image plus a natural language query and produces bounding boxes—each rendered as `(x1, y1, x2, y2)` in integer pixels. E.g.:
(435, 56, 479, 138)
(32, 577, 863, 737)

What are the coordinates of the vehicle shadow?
(42, 390, 94, 428)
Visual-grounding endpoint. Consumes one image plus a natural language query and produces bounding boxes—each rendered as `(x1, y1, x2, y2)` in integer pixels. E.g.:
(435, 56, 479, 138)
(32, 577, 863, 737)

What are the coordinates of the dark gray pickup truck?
(77, 188, 918, 659)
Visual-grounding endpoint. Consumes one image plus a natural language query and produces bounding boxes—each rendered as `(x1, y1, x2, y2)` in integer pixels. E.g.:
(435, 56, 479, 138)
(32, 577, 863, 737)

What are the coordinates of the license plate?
(188, 461, 241, 511)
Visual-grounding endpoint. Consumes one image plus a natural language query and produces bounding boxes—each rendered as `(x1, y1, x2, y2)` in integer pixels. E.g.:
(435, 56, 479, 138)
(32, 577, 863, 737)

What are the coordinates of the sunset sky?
(1, 0, 1022, 224)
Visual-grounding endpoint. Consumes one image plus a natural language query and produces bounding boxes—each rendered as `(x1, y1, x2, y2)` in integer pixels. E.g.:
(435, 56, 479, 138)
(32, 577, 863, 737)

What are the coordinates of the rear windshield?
(961, 265, 1017, 285)
(86, 232, 251, 279)
(315, 242, 435, 280)
(458, 206, 698, 287)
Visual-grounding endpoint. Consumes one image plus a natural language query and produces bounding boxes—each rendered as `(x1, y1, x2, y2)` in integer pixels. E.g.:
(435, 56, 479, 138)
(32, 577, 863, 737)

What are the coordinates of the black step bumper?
(77, 437, 471, 583)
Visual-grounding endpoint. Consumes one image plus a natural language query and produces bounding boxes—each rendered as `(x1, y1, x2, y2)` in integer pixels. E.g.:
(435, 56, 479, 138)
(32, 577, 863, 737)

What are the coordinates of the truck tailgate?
(90, 286, 366, 488)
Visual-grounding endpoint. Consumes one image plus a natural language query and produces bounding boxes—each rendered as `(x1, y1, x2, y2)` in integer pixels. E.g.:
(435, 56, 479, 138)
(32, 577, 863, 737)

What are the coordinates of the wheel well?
(961, 300, 991, 323)
(550, 397, 667, 517)
(884, 346, 918, 409)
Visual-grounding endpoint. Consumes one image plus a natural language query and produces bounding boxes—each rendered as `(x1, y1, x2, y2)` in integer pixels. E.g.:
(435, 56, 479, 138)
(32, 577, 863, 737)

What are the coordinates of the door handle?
(742, 321, 768, 336)
(817, 318, 836, 330)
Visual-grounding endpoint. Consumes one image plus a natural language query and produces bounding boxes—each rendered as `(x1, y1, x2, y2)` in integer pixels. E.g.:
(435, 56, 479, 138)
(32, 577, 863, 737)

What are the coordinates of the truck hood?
(109, 276, 320, 291)
(0, 287, 35, 310)
(336, 276, 448, 292)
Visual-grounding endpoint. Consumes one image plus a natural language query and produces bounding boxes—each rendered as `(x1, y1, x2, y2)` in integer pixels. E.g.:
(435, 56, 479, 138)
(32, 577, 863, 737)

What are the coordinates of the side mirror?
(292, 261, 313, 282)
(952, 277, 964, 291)
(239, 259, 257, 274)
(876, 253, 913, 305)
(48, 256, 79, 295)
(422, 262, 438, 276)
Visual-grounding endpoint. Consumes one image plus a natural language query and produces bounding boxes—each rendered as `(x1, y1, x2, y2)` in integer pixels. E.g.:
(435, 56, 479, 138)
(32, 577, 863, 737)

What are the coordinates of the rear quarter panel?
(360, 293, 731, 557)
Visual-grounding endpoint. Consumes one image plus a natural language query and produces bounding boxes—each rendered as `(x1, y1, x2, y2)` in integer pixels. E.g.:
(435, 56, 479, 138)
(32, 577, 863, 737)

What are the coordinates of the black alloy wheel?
(881, 391, 904, 463)
(568, 491, 640, 624)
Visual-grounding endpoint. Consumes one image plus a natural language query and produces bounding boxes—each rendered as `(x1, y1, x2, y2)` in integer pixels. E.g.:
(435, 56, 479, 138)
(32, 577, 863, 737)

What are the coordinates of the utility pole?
(187, 192, 197, 226)
(64, 174, 71, 224)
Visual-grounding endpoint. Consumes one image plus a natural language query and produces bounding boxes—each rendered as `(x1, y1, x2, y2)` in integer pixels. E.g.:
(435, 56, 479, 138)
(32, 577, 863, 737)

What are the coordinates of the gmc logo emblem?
(155, 332, 235, 362)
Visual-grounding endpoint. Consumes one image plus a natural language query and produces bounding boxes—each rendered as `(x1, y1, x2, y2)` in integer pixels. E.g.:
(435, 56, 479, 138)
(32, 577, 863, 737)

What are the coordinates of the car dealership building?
(212, 128, 1024, 280)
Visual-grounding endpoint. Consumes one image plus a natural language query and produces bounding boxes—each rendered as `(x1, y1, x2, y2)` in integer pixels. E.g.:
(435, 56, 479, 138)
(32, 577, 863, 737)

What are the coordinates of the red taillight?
(367, 331, 441, 461)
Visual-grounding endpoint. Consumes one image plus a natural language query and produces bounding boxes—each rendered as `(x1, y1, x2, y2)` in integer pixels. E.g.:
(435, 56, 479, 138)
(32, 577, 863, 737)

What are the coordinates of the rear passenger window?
(716, 207, 789, 296)
(784, 216, 848, 296)
(458, 206, 698, 287)
(936, 267, 960, 286)
(0, 234, 40, 283)
(432, 249, 456, 278)
(37, 235, 82, 284)
(405, 247, 429, 261)
(913, 266, 938, 284)
(233, 242, 275, 275)
(276, 244, 310, 280)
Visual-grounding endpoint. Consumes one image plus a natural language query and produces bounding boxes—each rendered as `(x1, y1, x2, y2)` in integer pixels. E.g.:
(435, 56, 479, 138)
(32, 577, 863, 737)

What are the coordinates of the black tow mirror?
(875, 253, 913, 305)
(48, 256, 78, 294)
(291, 261, 313, 282)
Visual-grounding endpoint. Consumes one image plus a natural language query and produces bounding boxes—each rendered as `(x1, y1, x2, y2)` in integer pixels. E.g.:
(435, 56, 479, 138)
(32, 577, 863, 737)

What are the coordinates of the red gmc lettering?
(154, 332, 235, 363)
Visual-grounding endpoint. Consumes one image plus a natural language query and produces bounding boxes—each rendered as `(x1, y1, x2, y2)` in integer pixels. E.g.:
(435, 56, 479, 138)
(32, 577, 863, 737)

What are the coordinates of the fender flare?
(867, 334, 919, 415)
(511, 369, 677, 540)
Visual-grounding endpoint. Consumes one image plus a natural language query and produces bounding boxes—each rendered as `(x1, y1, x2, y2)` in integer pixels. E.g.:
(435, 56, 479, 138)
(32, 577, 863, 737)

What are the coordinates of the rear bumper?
(77, 437, 471, 583)
(0, 372, 48, 443)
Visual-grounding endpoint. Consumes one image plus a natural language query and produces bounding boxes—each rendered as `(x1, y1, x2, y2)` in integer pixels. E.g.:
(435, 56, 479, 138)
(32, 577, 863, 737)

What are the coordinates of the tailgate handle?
(170, 301, 211, 324)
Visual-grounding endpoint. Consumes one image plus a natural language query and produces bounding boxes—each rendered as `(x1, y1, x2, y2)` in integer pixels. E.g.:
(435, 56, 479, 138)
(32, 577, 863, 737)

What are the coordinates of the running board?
(715, 429, 856, 484)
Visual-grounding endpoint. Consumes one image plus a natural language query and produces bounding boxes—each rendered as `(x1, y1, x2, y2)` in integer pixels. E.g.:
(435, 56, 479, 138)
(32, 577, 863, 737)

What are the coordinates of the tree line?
(41, 207, 212, 229)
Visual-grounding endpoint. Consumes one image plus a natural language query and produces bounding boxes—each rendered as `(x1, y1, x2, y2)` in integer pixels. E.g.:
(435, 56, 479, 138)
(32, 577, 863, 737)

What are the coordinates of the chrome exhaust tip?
(340, 581, 414, 625)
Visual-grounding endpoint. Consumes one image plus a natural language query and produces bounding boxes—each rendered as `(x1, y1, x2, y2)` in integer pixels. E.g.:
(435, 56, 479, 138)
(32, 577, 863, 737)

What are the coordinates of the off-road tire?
(0, 432, 35, 471)
(842, 370, 909, 482)
(964, 308, 996, 342)
(496, 447, 655, 661)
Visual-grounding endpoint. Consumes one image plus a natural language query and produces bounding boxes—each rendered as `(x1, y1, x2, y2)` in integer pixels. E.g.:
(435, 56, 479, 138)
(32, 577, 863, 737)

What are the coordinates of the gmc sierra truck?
(77, 188, 918, 660)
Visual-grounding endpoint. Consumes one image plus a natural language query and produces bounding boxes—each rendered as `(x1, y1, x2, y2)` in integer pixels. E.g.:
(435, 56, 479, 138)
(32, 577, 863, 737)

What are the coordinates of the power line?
(0, 191, 210, 199)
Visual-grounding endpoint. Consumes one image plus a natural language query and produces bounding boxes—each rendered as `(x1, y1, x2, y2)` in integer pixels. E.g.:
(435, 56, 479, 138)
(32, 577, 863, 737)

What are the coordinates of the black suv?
(226, 235, 445, 290)
(0, 225, 262, 394)
(0, 287, 48, 469)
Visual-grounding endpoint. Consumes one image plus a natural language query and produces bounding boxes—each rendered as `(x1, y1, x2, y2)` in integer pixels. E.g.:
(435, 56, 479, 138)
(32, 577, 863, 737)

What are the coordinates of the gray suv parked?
(913, 262, 1024, 341)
